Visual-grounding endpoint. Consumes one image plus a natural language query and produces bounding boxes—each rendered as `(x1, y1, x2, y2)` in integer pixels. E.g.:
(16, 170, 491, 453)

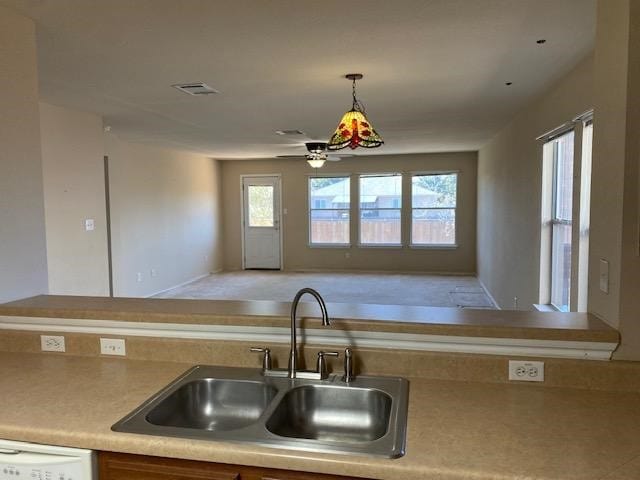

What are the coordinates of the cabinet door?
(238, 466, 363, 480)
(99, 452, 240, 480)
(98, 452, 368, 480)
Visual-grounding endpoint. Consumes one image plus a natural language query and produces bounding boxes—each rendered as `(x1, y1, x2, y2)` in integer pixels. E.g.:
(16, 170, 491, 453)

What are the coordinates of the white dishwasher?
(0, 439, 96, 480)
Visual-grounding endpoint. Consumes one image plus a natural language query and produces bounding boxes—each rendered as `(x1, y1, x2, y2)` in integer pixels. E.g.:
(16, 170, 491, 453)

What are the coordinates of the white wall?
(106, 135, 223, 297)
(477, 55, 594, 310)
(39, 103, 110, 296)
(0, 7, 48, 303)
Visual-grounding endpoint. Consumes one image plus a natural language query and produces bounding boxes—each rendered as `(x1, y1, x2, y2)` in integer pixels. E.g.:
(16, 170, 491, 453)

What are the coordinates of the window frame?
(539, 111, 593, 313)
(308, 174, 351, 248)
(410, 171, 459, 248)
(357, 173, 403, 247)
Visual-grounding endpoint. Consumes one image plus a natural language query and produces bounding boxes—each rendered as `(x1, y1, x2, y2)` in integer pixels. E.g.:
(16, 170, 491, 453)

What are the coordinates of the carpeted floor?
(154, 271, 496, 308)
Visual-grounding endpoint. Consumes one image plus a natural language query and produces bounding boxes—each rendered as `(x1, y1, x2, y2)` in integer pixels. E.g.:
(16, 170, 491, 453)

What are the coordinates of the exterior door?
(242, 176, 282, 269)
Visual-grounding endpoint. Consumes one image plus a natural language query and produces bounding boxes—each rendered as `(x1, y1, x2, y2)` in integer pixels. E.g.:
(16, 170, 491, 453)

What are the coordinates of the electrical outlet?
(41, 335, 65, 352)
(508, 360, 544, 382)
(150, 268, 157, 277)
(136, 272, 143, 282)
(100, 338, 126, 356)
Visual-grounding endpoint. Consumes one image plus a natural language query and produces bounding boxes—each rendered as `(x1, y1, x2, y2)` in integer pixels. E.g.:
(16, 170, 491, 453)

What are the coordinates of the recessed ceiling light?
(505, 82, 513, 86)
(536, 39, 547, 44)
(275, 129, 305, 136)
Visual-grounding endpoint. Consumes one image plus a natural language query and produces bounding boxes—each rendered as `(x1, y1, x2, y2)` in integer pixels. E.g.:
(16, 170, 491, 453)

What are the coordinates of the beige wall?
(477, 55, 594, 310)
(221, 152, 477, 273)
(39, 103, 110, 296)
(588, 0, 629, 327)
(608, 0, 640, 359)
(106, 136, 223, 297)
(0, 7, 48, 303)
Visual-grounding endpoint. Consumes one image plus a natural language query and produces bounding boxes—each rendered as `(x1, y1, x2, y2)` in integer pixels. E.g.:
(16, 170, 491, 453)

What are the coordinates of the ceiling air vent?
(275, 129, 306, 136)
(172, 82, 219, 96)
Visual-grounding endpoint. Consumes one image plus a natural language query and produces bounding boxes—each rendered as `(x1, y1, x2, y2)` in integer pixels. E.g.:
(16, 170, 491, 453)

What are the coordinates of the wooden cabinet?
(98, 452, 370, 480)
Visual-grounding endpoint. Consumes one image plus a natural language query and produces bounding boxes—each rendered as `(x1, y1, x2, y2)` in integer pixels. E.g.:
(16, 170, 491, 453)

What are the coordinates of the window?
(540, 118, 592, 313)
(309, 176, 350, 245)
(247, 185, 274, 227)
(549, 131, 574, 312)
(577, 120, 593, 312)
(359, 174, 402, 245)
(411, 173, 457, 245)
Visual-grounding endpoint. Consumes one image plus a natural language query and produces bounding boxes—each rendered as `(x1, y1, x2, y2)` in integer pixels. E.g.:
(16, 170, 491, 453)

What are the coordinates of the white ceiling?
(2, 0, 596, 159)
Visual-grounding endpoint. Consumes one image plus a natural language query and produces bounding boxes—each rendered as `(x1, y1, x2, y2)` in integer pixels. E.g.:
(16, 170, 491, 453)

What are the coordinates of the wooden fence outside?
(310, 219, 454, 244)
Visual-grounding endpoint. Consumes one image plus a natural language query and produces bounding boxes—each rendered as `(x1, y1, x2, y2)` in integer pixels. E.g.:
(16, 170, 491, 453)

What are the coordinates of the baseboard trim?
(0, 315, 615, 361)
(477, 278, 500, 310)
(144, 273, 213, 298)
(290, 268, 477, 276)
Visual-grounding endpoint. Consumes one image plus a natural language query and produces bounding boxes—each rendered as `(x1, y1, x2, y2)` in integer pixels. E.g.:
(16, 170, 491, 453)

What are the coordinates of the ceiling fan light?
(305, 142, 327, 154)
(307, 158, 326, 168)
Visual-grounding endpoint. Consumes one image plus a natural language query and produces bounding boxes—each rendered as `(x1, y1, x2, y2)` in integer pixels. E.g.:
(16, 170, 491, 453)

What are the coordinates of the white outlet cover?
(100, 338, 126, 356)
(41, 335, 65, 352)
(84, 218, 95, 231)
(508, 360, 544, 382)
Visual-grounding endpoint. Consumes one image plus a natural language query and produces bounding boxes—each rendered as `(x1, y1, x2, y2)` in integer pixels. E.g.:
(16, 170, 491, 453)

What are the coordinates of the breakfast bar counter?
(1, 351, 639, 480)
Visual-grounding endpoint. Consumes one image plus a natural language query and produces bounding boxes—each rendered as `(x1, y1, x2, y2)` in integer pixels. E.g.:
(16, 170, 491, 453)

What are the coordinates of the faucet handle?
(250, 347, 272, 371)
(342, 347, 355, 383)
(316, 351, 339, 379)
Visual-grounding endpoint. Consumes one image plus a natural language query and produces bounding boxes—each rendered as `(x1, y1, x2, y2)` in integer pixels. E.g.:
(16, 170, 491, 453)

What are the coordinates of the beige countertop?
(1, 351, 639, 480)
(0, 295, 619, 342)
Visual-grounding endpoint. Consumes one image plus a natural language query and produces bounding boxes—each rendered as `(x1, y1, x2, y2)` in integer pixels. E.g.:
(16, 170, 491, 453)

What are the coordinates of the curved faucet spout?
(288, 288, 330, 378)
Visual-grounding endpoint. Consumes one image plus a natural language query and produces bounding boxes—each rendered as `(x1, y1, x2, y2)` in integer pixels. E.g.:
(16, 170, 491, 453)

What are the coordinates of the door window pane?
(309, 177, 350, 245)
(359, 175, 402, 245)
(248, 185, 274, 227)
(411, 173, 457, 245)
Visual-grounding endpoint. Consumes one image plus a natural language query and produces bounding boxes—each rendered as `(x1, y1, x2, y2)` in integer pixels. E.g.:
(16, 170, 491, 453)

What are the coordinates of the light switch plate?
(599, 259, 609, 293)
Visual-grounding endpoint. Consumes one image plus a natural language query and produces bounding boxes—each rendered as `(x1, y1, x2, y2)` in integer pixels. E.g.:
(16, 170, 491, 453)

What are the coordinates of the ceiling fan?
(276, 141, 353, 167)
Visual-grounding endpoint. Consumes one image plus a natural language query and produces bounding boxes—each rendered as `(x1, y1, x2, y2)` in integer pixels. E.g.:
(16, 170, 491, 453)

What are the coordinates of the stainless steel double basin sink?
(112, 365, 409, 458)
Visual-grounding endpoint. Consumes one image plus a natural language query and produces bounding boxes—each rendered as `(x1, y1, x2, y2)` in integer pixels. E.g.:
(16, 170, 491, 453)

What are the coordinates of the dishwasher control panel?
(1, 457, 83, 480)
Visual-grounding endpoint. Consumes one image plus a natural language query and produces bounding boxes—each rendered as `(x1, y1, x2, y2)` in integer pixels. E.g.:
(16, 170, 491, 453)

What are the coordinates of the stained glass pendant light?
(327, 73, 384, 151)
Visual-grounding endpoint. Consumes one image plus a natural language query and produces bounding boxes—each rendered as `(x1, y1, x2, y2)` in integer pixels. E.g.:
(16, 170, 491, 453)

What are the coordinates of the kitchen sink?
(266, 385, 391, 442)
(146, 379, 277, 431)
(112, 365, 409, 458)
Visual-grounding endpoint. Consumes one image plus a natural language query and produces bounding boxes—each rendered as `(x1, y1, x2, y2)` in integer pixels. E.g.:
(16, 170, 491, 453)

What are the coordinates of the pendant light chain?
(351, 77, 365, 113)
(352, 78, 357, 109)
